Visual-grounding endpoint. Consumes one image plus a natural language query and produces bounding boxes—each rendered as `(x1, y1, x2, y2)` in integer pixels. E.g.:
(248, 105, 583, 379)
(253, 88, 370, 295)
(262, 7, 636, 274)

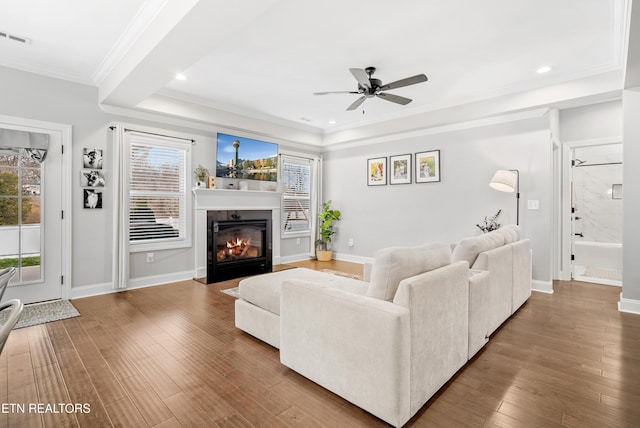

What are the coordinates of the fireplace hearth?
(207, 210, 272, 283)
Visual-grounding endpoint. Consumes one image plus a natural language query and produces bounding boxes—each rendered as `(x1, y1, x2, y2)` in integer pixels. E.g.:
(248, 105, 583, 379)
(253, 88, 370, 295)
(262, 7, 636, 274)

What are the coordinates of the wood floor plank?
(119, 374, 174, 427)
(33, 363, 78, 428)
(104, 396, 149, 428)
(162, 391, 218, 427)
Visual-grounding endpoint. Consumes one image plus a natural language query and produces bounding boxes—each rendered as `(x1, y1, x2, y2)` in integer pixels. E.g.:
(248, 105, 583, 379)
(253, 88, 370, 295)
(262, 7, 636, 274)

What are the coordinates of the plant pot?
(316, 250, 333, 262)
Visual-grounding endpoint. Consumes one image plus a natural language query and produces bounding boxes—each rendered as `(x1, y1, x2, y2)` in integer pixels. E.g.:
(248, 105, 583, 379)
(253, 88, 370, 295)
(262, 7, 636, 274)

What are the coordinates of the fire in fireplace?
(207, 210, 272, 283)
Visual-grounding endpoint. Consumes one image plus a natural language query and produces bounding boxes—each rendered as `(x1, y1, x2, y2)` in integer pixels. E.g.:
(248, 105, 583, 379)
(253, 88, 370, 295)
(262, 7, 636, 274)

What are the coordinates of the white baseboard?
(70, 270, 195, 300)
(195, 266, 206, 279)
(69, 282, 114, 300)
(618, 294, 640, 314)
(333, 253, 373, 265)
(531, 279, 554, 294)
(279, 253, 312, 264)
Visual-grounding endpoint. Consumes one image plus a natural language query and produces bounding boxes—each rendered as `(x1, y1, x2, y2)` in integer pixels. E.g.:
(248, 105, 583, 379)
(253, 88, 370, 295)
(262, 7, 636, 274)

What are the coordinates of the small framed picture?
(80, 170, 105, 187)
(83, 189, 103, 209)
(389, 154, 412, 185)
(415, 150, 440, 183)
(367, 157, 387, 186)
(83, 148, 103, 169)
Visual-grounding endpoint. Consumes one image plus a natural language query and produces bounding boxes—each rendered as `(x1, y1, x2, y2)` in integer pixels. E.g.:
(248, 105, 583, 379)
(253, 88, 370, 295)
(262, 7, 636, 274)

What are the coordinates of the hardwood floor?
(1, 263, 639, 427)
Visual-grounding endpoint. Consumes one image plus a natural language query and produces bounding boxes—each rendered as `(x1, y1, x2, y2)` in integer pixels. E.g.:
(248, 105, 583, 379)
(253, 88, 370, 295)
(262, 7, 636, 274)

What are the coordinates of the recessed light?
(328, 120, 336, 125)
(175, 73, 187, 81)
(536, 66, 552, 74)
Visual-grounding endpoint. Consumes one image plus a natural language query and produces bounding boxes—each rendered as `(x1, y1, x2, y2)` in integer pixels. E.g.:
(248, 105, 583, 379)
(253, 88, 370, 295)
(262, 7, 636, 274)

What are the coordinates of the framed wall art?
(83, 189, 103, 209)
(415, 150, 440, 183)
(80, 169, 105, 187)
(389, 154, 412, 185)
(367, 157, 387, 186)
(82, 148, 103, 169)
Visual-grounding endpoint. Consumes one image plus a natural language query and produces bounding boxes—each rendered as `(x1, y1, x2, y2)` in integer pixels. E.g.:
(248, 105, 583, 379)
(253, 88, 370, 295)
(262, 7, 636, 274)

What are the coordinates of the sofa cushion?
(494, 224, 520, 244)
(238, 268, 367, 315)
(451, 231, 505, 267)
(367, 242, 451, 301)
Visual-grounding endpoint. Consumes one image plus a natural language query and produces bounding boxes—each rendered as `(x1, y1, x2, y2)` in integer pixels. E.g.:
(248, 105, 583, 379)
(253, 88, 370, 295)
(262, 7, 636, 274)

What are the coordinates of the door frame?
(558, 136, 622, 281)
(0, 114, 72, 300)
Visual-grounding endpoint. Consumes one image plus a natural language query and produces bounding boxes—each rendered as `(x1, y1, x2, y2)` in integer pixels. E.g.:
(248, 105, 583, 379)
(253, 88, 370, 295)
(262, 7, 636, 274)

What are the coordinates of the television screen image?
(216, 133, 278, 182)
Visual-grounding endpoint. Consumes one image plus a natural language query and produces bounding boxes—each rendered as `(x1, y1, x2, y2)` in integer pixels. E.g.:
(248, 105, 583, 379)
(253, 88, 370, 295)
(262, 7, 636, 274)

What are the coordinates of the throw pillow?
(367, 242, 451, 301)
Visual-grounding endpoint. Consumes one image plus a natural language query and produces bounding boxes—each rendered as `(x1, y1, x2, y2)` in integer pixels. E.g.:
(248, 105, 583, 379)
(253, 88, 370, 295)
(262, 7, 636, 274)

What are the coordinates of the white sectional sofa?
(234, 226, 531, 427)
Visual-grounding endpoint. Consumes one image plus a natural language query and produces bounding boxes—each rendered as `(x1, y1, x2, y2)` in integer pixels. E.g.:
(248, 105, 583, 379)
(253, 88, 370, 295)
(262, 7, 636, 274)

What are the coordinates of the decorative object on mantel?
(316, 200, 341, 261)
(476, 209, 502, 233)
(194, 164, 210, 188)
(208, 176, 216, 189)
(489, 169, 519, 224)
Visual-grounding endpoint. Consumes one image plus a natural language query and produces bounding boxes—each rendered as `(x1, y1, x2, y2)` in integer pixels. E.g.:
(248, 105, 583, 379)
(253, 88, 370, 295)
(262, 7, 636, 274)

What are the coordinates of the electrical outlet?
(348, 238, 354, 247)
(146, 253, 154, 263)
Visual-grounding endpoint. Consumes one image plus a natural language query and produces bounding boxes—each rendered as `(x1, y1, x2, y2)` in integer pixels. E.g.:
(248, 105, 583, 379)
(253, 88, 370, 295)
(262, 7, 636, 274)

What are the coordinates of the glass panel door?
(0, 150, 42, 284)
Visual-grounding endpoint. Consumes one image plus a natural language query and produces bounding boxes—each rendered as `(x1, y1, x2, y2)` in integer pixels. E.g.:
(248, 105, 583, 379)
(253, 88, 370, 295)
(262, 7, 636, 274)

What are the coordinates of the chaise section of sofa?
(280, 260, 469, 428)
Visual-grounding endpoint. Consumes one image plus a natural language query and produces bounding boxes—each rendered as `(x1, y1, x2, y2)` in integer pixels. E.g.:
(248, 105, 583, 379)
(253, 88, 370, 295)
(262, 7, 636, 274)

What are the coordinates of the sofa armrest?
(280, 280, 411, 427)
(392, 261, 469, 415)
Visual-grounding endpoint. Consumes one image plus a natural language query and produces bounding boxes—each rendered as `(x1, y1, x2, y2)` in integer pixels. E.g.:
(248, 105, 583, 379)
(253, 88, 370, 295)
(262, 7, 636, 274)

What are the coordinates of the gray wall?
(559, 100, 623, 141)
(0, 66, 312, 288)
(323, 115, 554, 282)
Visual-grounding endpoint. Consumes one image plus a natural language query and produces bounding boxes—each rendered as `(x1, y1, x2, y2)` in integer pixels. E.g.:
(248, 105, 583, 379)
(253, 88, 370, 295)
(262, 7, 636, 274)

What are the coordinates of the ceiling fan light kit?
(314, 66, 428, 111)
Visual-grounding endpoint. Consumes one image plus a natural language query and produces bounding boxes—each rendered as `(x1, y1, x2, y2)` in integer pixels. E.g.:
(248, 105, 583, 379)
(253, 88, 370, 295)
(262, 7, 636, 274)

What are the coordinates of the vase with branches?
(476, 209, 502, 233)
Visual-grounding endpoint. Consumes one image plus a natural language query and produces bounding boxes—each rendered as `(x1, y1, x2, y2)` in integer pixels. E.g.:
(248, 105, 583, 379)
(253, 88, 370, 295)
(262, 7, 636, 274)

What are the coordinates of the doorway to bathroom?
(570, 143, 623, 286)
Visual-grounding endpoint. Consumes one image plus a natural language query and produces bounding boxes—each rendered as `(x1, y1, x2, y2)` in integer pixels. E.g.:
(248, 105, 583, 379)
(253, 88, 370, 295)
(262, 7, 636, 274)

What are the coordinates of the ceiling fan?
(314, 67, 428, 111)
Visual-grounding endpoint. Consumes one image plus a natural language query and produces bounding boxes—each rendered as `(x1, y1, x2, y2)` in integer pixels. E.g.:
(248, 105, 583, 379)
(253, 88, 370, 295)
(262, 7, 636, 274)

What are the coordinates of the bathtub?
(573, 241, 622, 286)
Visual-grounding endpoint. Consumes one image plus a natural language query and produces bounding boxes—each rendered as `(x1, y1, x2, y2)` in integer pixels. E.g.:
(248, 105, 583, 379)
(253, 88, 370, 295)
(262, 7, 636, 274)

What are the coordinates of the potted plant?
(194, 164, 210, 188)
(315, 200, 341, 261)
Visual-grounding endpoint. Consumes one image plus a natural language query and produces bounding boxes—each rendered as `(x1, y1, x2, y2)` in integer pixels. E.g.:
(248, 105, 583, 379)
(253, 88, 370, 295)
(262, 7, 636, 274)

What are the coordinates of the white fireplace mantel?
(193, 188, 283, 279)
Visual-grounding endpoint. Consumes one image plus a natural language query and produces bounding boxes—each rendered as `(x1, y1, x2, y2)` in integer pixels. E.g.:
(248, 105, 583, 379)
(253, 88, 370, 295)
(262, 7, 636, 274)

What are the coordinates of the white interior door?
(0, 122, 64, 304)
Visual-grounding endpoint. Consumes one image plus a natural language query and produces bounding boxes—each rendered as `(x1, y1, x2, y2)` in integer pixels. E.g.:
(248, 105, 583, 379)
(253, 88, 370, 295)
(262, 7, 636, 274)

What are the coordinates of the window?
(127, 132, 191, 250)
(281, 155, 313, 235)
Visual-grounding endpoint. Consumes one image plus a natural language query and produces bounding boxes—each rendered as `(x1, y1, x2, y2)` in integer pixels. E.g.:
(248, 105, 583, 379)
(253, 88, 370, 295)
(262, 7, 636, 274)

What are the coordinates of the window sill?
(129, 239, 192, 253)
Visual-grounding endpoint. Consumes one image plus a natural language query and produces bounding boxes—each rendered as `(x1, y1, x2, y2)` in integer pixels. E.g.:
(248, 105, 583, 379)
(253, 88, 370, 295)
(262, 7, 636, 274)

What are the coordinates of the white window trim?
(279, 151, 320, 242)
(124, 131, 192, 253)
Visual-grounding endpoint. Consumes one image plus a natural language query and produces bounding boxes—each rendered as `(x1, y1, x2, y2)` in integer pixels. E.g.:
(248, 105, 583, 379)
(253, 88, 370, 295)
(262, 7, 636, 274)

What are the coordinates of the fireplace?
(207, 210, 272, 283)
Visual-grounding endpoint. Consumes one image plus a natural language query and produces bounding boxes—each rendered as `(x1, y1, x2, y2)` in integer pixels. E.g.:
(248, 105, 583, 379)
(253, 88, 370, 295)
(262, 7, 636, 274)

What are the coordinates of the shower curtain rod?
(574, 161, 622, 167)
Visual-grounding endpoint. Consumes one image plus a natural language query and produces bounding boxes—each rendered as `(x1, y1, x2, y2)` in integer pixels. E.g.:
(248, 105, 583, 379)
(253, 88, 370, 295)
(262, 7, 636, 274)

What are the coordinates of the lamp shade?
(489, 170, 518, 193)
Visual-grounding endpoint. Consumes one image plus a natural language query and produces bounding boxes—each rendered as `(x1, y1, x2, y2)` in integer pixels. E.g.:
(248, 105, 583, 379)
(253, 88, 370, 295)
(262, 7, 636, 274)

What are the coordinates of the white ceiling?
(0, 0, 629, 134)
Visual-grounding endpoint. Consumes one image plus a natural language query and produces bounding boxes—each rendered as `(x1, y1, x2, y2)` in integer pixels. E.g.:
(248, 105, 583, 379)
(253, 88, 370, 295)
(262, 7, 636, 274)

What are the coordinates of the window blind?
(281, 156, 312, 234)
(128, 134, 188, 244)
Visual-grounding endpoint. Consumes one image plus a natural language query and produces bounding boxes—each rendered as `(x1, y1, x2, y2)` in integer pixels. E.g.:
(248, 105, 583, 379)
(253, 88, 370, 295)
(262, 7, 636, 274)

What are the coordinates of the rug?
(220, 287, 240, 298)
(320, 269, 364, 280)
(219, 269, 363, 299)
(0, 300, 80, 329)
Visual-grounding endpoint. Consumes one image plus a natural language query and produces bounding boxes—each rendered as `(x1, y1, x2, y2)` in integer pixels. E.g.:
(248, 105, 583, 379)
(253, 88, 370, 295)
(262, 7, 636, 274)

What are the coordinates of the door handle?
(574, 233, 584, 237)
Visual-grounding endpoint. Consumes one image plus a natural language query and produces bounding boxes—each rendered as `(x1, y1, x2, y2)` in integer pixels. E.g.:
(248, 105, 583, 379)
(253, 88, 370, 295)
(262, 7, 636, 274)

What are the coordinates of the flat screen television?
(216, 133, 278, 182)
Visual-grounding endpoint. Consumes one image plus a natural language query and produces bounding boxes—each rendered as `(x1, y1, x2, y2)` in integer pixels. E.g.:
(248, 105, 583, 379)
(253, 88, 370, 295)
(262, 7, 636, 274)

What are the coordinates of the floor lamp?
(489, 169, 520, 225)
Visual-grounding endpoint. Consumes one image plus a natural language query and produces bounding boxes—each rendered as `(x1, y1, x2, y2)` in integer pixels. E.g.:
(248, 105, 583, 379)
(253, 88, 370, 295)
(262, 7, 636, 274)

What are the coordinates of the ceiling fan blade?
(376, 92, 412, 105)
(347, 96, 366, 111)
(349, 68, 371, 89)
(313, 91, 360, 95)
(379, 74, 428, 91)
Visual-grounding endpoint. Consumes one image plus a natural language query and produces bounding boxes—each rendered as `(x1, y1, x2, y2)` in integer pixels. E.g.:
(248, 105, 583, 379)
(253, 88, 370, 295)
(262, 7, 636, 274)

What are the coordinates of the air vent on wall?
(0, 31, 31, 45)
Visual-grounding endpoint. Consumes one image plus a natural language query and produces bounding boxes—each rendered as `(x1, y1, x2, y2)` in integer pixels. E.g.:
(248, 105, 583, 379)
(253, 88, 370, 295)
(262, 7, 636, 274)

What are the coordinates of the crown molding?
(92, 0, 168, 85)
